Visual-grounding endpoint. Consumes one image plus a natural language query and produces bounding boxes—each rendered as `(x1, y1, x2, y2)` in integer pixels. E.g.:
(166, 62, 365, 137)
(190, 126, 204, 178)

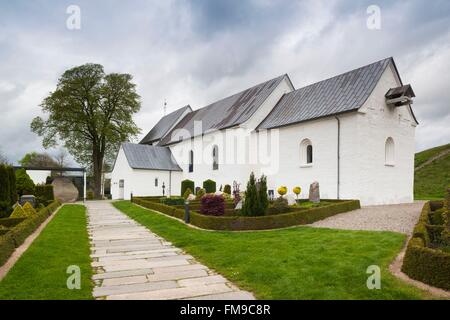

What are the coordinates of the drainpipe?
(335, 116, 340, 200)
(169, 170, 172, 197)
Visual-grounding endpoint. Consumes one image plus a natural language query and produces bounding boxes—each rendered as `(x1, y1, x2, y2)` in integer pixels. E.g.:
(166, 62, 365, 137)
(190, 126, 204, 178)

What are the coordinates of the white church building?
(111, 57, 418, 205)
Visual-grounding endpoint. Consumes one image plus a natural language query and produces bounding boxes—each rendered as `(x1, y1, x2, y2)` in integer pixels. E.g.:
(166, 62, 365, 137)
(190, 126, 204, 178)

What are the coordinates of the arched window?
(300, 139, 313, 165)
(212, 145, 219, 170)
(307, 145, 313, 164)
(385, 137, 395, 165)
(189, 150, 194, 172)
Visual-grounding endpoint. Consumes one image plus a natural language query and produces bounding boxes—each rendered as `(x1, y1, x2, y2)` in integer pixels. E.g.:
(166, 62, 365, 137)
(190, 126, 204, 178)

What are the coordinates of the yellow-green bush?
(10, 205, 27, 218)
(277, 186, 287, 196)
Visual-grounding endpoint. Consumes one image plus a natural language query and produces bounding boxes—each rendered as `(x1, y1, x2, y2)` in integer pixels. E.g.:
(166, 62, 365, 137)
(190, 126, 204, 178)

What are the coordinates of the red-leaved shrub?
(200, 194, 225, 216)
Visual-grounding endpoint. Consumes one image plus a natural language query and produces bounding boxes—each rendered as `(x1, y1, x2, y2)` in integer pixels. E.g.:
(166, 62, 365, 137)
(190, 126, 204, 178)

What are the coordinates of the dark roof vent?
(385, 84, 415, 107)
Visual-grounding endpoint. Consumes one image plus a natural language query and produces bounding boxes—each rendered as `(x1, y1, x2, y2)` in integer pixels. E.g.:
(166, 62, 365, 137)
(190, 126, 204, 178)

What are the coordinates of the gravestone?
(283, 194, 296, 205)
(187, 194, 196, 201)
(19, 195, 36, 207)
(309, 181, 320, 203)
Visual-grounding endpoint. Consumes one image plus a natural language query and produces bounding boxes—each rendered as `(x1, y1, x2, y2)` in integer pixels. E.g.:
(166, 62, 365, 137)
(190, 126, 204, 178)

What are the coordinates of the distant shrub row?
(0, 200, 61, 266)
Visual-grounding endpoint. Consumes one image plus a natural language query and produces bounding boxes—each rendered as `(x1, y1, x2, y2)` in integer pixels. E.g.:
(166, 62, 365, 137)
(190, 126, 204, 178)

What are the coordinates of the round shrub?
(203, 179, 216, 193)
(200, 194, 225, 216)
(196, 188, 206, 200)
(183, 188, 192, 199)
(268, 197, 290, 215)
(277, 186, 287, 196)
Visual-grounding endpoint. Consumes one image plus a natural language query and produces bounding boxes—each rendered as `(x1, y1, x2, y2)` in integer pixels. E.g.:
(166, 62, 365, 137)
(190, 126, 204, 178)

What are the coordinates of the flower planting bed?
(132, 197, 360, 231)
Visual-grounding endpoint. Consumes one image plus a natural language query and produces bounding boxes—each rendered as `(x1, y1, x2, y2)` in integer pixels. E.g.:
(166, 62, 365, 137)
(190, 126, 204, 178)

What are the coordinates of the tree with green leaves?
(256, 174, 269, 216)
(31, 63, 141, 198)
(241, 172, 258, 216)
(15, 168, 35, 196)
(7, 166, 17, 205)
(19, 152, 58, 167)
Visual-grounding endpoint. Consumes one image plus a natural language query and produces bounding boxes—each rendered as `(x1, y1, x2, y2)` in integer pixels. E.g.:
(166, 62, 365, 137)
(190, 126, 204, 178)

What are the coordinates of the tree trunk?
(92, 147, 103, 199)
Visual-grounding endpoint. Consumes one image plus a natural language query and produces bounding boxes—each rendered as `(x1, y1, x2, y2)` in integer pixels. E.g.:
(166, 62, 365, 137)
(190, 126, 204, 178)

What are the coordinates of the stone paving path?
(86, 201, 254, 300)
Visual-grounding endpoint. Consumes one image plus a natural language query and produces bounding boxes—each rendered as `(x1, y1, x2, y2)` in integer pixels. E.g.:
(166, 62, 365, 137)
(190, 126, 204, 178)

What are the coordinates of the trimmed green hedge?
(402, 200, 450, 290)
(133, 197, 360, 231)
(0, 200, 61, 267)
(0, 234, 15, 266)
(0, 217, 26, 228)
(160, 197, 185, 206)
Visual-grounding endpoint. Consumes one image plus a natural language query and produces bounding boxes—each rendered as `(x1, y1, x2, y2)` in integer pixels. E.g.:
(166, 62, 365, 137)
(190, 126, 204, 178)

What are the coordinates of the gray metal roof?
(122, 143, 182, 171)
(140, 105, 192, 145)
(160, 75, 287, 145)
(257, 58, 393, 129)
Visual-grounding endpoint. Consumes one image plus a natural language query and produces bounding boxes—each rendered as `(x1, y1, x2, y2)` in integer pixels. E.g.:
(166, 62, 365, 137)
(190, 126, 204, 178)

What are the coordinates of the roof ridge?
(289, 57, 392, 94)
(189, 74, 286, 113)
(162, 105, 191, 118)
(257, 57, 395, 130)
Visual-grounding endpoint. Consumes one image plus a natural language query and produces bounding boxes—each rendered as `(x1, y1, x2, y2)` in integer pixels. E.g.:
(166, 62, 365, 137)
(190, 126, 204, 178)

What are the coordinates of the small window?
(189, 150, 194, 173)
(307, 145, 313, 164)
(212, 145, 219, 170)
(155, 178, 158, 187)
(385, 137, 395, 165)
(300, 139, 313, 165)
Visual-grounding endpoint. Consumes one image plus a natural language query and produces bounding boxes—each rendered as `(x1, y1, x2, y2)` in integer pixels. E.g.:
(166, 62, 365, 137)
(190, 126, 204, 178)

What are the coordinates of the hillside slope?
(414, 143, 450, 199)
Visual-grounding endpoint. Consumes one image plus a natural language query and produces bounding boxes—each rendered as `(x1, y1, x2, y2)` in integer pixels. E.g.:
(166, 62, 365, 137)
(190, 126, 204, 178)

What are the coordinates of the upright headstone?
(309, 181, 320, 203)
(283, 194, 296, 205)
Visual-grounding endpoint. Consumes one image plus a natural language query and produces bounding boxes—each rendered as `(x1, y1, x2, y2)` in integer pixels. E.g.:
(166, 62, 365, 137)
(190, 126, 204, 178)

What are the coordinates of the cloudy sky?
(0, 0, 449, 165)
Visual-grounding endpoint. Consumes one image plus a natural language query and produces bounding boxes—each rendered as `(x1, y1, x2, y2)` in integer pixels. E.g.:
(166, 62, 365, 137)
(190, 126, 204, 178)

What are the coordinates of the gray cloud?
(0, 0, 449, 165)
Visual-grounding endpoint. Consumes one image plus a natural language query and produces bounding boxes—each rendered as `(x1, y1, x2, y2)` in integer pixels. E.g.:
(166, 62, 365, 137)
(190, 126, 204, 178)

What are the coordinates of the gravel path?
(310, 201, 425, 234)
(86, 201, 254, 300)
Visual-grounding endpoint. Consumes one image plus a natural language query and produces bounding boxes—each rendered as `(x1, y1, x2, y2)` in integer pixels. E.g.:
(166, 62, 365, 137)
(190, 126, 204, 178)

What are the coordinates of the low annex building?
(111, 57, 418, 205)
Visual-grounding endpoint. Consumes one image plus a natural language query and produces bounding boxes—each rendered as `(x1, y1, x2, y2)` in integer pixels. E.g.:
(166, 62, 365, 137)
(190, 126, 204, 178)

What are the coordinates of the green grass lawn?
(114, 201, 428, 300)
(414, 153, 450, 199)
(0, 205, 93, 300)
(415, 143, 450, 168)
(414, 143, 450, 199)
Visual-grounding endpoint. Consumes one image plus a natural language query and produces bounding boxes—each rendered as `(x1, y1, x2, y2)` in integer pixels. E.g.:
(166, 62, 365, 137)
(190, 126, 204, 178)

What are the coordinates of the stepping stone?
(92, 268, 154, 280)
(107, 283, 234, 300)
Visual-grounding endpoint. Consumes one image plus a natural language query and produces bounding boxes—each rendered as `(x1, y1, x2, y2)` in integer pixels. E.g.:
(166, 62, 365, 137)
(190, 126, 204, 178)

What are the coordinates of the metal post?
(131, 192, 133, 202)
(184, 200, 190, 224)
(83, 170, 87, 202)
